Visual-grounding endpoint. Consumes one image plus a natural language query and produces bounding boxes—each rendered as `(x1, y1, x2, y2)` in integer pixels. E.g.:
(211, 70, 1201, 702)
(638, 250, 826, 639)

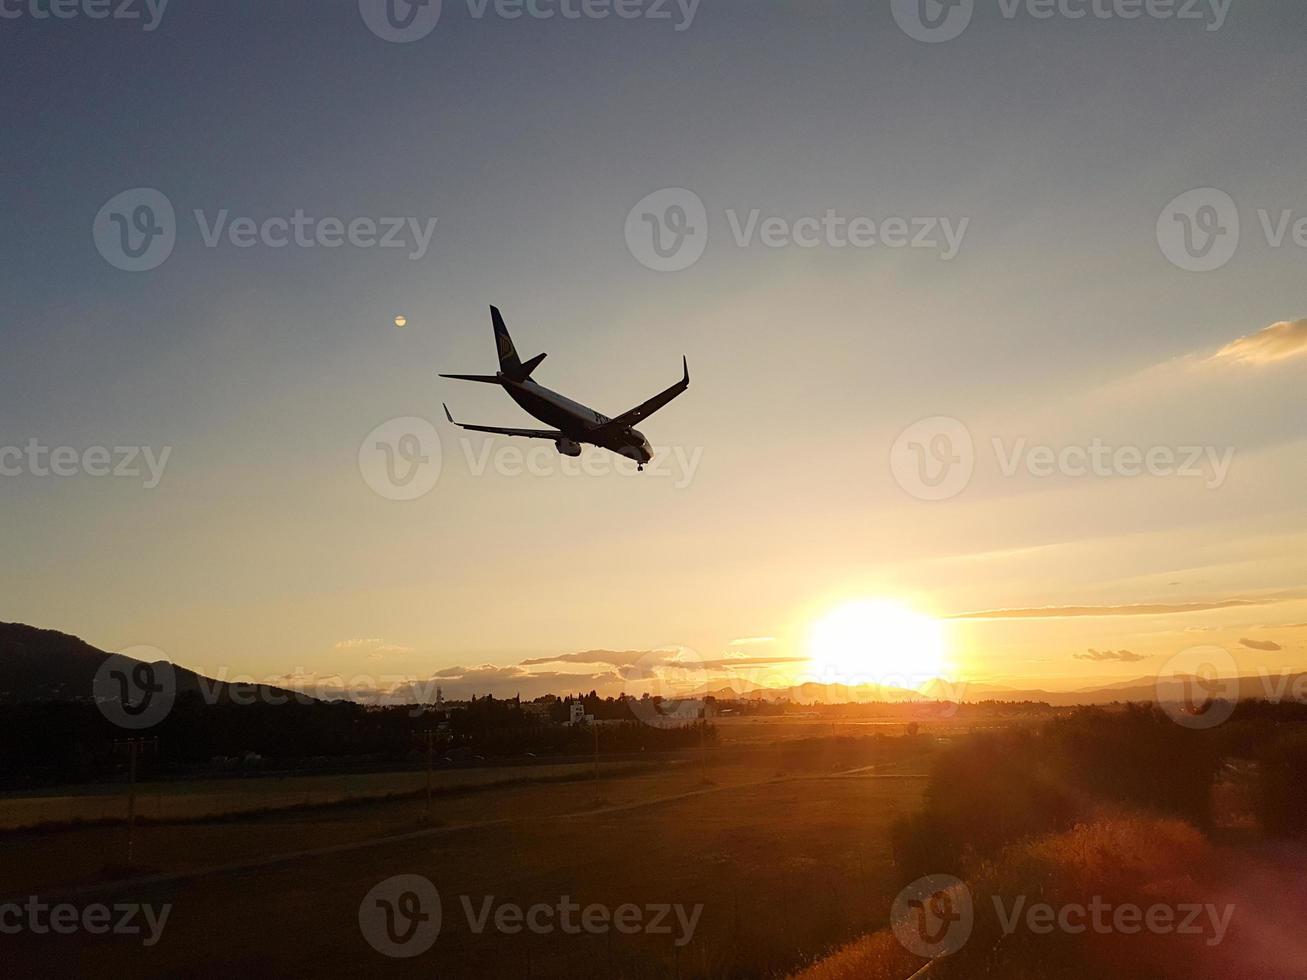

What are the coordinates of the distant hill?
(693, 680, 940, 704)
(695, 672, 1307, 708)
(0, 622, 310, 706)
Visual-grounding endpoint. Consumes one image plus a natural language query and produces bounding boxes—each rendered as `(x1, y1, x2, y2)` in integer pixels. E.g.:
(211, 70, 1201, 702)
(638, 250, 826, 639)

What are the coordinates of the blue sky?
(3, 0, 1306, 697)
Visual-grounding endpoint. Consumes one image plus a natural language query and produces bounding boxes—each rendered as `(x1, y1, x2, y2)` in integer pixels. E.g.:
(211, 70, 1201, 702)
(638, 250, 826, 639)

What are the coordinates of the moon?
(394, 315, 408, 328)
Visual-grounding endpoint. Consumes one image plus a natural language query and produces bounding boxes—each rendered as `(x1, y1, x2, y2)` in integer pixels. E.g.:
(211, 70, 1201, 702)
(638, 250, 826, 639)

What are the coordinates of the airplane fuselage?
(441, 307, 686, 469)
(503, 376, 653, 464)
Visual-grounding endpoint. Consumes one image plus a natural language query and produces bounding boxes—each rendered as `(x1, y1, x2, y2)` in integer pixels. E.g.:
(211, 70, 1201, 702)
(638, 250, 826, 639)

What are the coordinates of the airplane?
(440, 306, 689, 471)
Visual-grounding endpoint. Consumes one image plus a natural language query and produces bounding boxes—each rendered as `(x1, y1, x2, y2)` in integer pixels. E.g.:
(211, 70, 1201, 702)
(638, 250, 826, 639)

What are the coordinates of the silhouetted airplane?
(441, 307, 689, 471)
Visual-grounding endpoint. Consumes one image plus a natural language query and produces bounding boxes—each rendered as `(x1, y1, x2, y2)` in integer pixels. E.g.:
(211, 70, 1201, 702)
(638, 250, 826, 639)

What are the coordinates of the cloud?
(1208, 319, 1307, 367)
(519, 649, 655, 668)
(334, 638, 412, 662)
(1074, 649, 1148, 663)
(950, 598, 1275, 620)
(698, 656, 806, 670)
(728, 636, 777, 646)
(1240, 638, 1283, 652)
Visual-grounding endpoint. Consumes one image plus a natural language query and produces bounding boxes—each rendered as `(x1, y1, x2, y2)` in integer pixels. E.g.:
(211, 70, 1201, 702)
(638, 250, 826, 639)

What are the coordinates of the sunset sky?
(3, 2, 1306, 701)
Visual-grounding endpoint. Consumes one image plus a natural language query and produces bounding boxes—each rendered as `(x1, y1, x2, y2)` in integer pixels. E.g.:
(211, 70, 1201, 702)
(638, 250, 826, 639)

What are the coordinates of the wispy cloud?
(949, 597, 1278, 620)
(1207, 319, 1307, 368)
(519, 649, 656, 668)
(334, 638, 412, 662)
(728, 636, 777, 646)
(1240, 637, 1283, 652)
(515, 647, 803, 694)
(1074, 648, 1148, 663)
(699, 656, 805, 670)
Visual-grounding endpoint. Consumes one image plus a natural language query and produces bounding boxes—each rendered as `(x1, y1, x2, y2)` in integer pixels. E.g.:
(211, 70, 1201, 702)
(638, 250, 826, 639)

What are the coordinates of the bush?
(1254, 733, 1307, 838)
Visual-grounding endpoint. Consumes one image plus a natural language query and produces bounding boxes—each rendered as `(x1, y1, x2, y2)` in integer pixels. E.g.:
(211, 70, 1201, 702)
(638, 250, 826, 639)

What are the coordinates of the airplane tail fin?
(491, 306, 547, 382)
(491, 306, 522, 374)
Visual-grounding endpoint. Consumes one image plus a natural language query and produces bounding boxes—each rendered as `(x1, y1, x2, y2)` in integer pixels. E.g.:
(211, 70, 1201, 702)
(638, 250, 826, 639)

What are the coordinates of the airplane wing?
(443, 404, 563, 440)
(601, 357, 689, 429)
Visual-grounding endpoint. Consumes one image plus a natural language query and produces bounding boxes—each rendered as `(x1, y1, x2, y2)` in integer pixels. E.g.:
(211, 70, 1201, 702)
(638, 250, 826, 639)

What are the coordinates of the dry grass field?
(1, 735, 930, 978)
(0, 761, 643, 831)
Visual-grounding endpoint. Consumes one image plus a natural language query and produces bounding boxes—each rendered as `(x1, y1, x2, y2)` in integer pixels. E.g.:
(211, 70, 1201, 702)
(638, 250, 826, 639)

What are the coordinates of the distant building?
(568, 701, 588, 726)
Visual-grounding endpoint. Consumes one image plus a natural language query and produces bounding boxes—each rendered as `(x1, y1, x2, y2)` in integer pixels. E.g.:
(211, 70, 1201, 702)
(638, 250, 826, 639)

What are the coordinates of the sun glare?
(806, 599, 949, 690)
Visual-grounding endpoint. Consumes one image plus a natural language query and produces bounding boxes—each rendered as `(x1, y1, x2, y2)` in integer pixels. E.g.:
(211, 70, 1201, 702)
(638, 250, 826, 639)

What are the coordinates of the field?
(1, 734, 931, 978)
(0, 761, 643, 830)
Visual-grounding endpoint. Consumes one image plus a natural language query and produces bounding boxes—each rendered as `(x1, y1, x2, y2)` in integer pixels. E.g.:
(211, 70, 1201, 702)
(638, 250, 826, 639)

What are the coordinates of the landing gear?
(637, 464, 645, 472)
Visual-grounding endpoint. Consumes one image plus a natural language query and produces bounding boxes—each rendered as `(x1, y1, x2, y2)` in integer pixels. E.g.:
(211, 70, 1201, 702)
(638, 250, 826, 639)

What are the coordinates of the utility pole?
(416, 729, 438, 822)
(113, 737, 157, 866)
(700, 705, 709, 781)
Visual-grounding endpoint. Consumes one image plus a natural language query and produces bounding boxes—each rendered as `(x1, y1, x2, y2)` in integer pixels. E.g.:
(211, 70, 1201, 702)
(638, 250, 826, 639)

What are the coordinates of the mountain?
(0, 622, 310, 706)
(691, 672, 1307, 708)
(693, 680, 936, 703)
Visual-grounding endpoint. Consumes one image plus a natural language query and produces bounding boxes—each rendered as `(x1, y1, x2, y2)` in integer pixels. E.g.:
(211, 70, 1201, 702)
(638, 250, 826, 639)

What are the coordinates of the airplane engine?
(554, 438, 582, 458)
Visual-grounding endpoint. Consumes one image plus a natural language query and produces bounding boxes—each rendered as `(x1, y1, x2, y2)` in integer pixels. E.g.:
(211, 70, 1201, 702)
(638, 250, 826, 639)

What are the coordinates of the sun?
(805, 599, 949, 690)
